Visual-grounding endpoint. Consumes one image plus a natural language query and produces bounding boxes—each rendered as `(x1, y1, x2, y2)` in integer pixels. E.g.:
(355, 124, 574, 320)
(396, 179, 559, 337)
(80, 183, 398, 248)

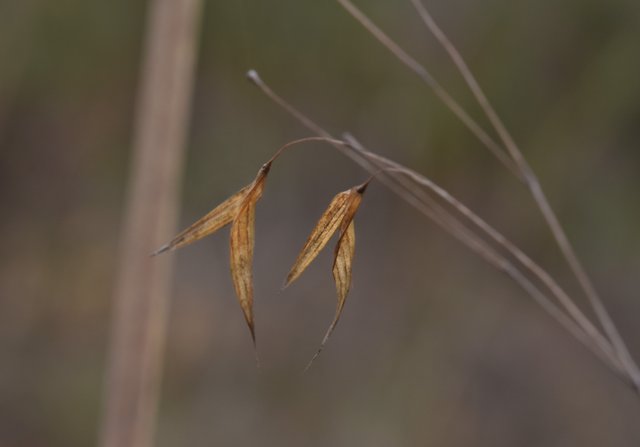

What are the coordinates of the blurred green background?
(2, 0, 640, 446)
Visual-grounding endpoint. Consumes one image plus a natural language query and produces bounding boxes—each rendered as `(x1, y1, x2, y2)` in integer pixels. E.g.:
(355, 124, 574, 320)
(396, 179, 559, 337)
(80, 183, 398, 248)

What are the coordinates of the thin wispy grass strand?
(335, 0, 522, 179)
(337, 0, 640, 393)
(408, 0, 640, 390)
(247, 70, 629, 383)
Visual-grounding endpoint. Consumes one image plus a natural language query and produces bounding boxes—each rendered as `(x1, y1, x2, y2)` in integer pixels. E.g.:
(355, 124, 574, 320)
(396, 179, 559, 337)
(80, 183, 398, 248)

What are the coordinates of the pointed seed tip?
(260, 160, 272, 174)
(151, 244, 170, 256)
(356, 180, 370, 194)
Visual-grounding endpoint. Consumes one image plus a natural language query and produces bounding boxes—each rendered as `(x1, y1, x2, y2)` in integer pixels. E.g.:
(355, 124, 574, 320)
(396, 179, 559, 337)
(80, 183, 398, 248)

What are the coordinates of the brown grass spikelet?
(154, 162, 271, 346)
(229, 163, 270, 344)
(284, 180, 369, 368)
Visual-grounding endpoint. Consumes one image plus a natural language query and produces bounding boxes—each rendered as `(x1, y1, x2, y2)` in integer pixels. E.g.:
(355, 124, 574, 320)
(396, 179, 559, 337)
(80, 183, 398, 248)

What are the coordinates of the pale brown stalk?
(99, 0, 203, 446)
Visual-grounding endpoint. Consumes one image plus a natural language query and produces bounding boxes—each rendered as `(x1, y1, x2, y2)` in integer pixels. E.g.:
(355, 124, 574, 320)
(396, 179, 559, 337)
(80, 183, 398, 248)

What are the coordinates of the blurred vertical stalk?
(99, 0, 202, 446)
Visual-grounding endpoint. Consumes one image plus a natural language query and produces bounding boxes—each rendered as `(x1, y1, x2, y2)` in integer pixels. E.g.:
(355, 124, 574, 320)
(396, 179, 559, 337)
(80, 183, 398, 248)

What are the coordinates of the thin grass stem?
(346, 141, 618, 368)
(247, 70, 628, 382)
(335, 0, 522, 180)
(408, 0, 640, 389)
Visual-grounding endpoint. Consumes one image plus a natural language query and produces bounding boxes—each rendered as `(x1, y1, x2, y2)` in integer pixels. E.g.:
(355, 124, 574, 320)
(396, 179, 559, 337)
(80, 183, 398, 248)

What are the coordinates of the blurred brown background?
(1, 0, 640, 446)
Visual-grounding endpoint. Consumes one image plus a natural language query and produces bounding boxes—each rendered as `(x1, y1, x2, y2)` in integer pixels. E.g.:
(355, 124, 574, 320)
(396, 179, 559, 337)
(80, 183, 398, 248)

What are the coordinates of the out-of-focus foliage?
(1, 0, 639, 446)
